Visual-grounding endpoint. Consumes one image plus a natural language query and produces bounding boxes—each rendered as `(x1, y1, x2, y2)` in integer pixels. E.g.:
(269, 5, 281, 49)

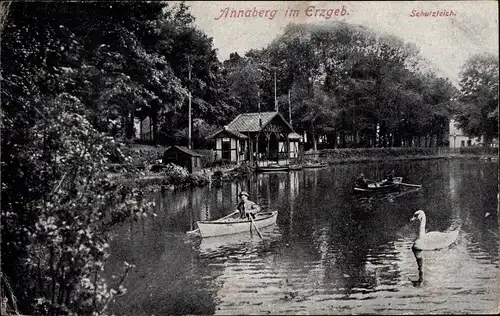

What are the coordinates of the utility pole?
(274, 72, 277, 111)
(258, 90, 262, 128)
(188, 58, 192, 149)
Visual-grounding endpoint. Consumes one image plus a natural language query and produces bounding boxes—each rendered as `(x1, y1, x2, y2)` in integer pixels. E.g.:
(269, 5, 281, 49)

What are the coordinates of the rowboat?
(196, 211, 278, 238)
(354, 176, 404, 193)
(256, 164, 289, 172)
(287, 164, 303, 171)
(302, 162, 327, 169)
(199, 226, 276, 252)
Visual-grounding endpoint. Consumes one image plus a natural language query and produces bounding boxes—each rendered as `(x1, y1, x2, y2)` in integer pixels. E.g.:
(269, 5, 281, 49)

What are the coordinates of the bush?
(319, 147, 442, 160)
(125, 145, 166, 167)
(233, 161, 253, 174)
(196, 149, 215, 168)
(160, 163, 210, 187)
(188, 172, 211, 187)
(458, 146, 498, 155)
(161, 163, 189, 186)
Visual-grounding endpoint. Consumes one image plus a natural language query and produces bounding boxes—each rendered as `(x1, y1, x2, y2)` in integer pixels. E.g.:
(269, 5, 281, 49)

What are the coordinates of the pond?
(105, 158, 499, 315)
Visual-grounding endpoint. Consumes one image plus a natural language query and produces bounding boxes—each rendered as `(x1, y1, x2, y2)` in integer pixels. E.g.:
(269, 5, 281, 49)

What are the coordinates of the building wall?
(289, 140, 299, 158)
(214, 136, 240, 162)
(215, 138, 222, 160)
(238, 140, 246, 162)
(449, 119, 481, 148)
(134, 117, 152, 141)
(231, 138, 237, 162)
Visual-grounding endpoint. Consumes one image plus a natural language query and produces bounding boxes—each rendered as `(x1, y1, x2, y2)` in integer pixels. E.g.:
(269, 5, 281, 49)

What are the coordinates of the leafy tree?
(456, 53, 499, 145)
(0, 1, 179, 314)
(224, 52, 262, 113)
(158, 2, 238, 146)
(295, 87, 340, 150)
(227, 22, 455, 149)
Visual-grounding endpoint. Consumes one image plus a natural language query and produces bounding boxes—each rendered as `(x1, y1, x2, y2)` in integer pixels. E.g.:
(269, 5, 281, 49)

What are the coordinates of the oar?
(400, 182, 422, 188)
(249, 215, 263, 239)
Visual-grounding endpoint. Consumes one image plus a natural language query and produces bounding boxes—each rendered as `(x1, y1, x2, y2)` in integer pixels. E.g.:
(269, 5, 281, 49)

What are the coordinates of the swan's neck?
(419, 217, 426, 238)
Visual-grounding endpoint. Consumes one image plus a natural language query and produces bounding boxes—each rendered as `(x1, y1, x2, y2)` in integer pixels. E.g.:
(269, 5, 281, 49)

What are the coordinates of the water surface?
(106, 159, 499, 315)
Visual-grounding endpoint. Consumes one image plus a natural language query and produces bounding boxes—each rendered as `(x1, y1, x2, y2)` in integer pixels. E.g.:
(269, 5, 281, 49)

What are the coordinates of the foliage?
(125, 145, 166, 166)
(0, 1, 496, 314)
(196, 149, 216, 167)
(0, 1, 204, 314)
(0, 91, 158, 314)
(456, 53, 499, 144)
(223, 52, 262, 113)
(320, 147, 444, 159)
(224, 22, 459, 149)
(160, 163, 210, 187)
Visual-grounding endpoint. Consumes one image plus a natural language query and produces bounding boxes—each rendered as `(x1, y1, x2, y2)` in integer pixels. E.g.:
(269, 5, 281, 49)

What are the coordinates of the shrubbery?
(458, 146, 498, 155)
(125, 145, 166, 166)
(319, 147, 443, 160)
(160, 163, 210, 187)
(196, 149, 215, 168)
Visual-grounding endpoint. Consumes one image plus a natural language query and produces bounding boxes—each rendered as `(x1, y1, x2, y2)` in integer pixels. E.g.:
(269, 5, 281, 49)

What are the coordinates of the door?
(222, 139, 231, 161)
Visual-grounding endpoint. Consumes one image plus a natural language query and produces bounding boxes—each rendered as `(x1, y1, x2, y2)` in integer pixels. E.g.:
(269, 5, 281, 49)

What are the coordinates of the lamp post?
(453, 133, 456, 150)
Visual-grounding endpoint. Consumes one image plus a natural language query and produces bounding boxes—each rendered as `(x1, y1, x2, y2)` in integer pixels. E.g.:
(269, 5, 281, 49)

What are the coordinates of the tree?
(295, 86, 340, 151)
(0, 2, 170, 313)
(224, 52, 262, 113)
(456, 53, 499, 145)
(227, 21, 460, 149)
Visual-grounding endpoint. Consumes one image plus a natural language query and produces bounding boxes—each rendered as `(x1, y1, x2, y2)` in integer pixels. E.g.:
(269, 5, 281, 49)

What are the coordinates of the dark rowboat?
(354, 177, 403, 193)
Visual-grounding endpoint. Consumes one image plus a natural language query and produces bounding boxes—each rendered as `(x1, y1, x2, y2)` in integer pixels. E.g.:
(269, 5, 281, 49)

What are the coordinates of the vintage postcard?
(0, 0, 498, 315)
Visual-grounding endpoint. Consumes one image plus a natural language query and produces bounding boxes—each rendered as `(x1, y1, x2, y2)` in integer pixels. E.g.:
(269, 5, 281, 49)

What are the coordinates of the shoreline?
(322, 153, 498, 165)
(112, 153, 497, 190)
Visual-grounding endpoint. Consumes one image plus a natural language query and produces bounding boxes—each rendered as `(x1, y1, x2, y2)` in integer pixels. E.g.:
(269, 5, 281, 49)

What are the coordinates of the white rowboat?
(196, 211, 278, 238)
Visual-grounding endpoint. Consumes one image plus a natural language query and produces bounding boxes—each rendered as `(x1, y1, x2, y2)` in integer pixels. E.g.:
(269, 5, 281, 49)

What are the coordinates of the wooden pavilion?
(209, 111, 299, 167)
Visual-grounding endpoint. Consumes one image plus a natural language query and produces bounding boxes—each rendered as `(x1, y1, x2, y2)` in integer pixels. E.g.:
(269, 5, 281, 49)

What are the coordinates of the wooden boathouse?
(209, 111, 300, 167)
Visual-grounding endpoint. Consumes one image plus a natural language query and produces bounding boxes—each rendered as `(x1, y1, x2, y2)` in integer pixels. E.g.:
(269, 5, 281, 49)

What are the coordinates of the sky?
(181, 1, 499, 86)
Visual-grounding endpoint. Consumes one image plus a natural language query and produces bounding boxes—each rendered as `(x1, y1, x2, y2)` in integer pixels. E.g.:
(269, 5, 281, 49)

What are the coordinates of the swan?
(410, 210, 459, 251)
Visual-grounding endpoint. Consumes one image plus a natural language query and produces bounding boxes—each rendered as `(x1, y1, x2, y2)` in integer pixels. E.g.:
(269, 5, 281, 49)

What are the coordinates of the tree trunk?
(126, 111, 135, 140)
(312, 123, 317, 152)
(332, 130, 337, 148)
(151, 112, 158, 145)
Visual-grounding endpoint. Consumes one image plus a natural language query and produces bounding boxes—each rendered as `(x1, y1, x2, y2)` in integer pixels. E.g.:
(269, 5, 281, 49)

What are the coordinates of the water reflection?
(107, 159, 499, 315)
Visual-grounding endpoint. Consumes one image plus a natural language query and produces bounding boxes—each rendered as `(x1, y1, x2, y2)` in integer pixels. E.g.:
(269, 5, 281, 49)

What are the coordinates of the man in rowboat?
(355, 173, 370, 188)
(237, 191, 261, 219)
(381, 169, 395, 185)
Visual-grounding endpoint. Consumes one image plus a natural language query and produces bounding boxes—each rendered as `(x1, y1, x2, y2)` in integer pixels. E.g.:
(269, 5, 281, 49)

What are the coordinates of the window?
(467, 140, 472, 146)
(222, 139, 231, 160)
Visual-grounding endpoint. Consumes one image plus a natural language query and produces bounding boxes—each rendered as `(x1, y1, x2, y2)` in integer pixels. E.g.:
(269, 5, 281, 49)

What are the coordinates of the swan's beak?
(410, 216, 416, 222)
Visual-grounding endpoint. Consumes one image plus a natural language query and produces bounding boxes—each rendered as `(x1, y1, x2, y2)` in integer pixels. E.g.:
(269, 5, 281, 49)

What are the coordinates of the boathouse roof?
(226, 111, 294, 133)
(207, 126, 249, 139)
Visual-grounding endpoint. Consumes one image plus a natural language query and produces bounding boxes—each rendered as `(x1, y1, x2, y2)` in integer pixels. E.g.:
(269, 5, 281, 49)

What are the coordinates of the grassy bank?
(305, 147, 498, 165)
